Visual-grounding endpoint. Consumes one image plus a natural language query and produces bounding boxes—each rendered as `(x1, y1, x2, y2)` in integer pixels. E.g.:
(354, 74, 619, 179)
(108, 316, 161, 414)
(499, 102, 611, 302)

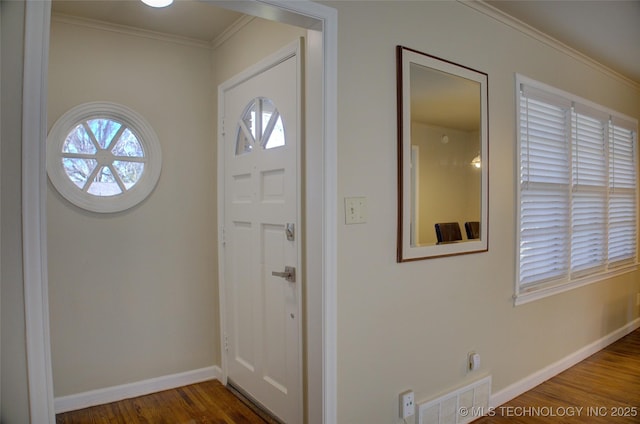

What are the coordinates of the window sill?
(514, 262, 638, 306)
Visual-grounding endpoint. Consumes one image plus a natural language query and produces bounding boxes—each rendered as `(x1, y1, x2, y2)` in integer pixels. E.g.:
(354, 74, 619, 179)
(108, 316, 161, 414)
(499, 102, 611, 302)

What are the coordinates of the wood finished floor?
(55, 379, 269, 424)
(475, 328, 640, 423)
(56, 329, 640, 423)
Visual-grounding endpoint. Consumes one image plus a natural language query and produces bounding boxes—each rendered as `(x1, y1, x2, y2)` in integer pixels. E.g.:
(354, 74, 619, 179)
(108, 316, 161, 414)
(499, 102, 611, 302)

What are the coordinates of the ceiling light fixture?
(141, 0, 174, 8)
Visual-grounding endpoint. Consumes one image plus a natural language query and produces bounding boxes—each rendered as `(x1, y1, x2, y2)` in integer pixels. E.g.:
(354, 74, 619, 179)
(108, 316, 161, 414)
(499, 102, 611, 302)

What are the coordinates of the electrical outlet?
(399, 390, 415, 419)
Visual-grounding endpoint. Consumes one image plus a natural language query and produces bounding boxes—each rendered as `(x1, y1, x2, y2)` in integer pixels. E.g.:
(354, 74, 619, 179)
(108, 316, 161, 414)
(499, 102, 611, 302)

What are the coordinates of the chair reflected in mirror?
(464, 221, 480, 240)
(435, 222, 462, 244)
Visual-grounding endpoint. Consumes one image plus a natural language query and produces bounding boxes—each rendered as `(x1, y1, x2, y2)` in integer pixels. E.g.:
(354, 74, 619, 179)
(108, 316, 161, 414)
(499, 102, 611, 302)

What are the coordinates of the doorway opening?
(21, 1, 337, 423)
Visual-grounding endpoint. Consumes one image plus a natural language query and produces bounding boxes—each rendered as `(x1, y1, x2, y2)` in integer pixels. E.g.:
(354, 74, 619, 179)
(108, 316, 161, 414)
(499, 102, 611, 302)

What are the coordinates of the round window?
(47, 102, 162, 213)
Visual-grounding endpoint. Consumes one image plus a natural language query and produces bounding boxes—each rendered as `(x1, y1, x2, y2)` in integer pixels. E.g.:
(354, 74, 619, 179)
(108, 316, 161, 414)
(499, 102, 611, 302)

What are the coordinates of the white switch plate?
(345, 197, 367, 224)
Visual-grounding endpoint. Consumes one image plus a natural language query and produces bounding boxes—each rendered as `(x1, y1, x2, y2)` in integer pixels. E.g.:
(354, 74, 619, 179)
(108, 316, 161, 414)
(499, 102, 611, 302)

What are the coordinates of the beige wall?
(47, 20, 217, 396)
(214, 18, 306, 84)
(332, 1, 640, 423)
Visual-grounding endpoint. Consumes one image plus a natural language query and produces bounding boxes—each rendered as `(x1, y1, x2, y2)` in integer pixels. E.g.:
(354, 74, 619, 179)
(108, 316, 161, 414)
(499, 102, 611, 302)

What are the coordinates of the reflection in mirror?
(410, 64, 481, 246)
(397, 46, 488, 261)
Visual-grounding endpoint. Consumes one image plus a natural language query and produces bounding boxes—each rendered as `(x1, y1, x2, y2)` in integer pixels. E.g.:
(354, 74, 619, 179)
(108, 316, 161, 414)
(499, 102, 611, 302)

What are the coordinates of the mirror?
(397, 46, 488, 261)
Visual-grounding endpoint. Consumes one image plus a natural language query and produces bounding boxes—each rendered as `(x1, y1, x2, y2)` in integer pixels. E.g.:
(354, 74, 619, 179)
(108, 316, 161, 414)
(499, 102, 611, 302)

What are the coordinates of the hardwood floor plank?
(475, 329, 640, 423)
(55, 380, 268, 424)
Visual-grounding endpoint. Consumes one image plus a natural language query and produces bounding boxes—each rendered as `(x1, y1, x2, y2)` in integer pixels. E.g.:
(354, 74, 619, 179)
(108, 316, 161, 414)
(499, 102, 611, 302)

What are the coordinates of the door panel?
(220, 40, 301, 424)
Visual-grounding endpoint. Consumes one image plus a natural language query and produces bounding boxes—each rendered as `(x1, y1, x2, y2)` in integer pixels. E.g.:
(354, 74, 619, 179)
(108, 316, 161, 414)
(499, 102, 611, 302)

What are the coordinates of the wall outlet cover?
(399, 390, 415, 419)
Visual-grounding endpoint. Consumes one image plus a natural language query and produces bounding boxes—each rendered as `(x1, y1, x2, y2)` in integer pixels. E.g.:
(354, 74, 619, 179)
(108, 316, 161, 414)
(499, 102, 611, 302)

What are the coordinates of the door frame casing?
(217, 39, 303, 423)
(22, 2, 56, 423)
(21, 1, 337, 423)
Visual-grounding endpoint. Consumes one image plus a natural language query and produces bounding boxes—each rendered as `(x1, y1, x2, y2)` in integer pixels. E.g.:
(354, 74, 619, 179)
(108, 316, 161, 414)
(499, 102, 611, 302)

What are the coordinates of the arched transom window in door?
(236, 97, 286, 155)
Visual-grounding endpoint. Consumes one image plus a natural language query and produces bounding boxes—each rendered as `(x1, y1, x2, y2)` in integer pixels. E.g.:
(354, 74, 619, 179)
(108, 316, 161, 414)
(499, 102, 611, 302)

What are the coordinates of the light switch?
(345, 197, 367, 224)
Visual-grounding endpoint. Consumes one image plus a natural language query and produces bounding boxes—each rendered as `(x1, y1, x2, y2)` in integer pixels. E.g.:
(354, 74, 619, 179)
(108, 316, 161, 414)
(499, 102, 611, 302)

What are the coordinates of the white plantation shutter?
(571, 110, 607, 276)
(519, 188, 570, 285)
(609, 120, 637, 265)
(519, 91, 570, 286)
(517, 76, 638, 296)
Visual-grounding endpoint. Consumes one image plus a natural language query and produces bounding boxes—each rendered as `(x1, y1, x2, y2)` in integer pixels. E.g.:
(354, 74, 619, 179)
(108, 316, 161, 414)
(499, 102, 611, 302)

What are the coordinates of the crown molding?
(51, 13, 213, 50)
(461, 1, 640, 91)
(211, 15, 255, 49)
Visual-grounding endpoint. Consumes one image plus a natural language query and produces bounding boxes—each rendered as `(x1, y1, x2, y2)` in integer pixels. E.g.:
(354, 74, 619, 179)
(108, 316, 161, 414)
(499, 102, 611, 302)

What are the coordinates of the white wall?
(331, 1, 640, 422)
(47, 19, 217, 396)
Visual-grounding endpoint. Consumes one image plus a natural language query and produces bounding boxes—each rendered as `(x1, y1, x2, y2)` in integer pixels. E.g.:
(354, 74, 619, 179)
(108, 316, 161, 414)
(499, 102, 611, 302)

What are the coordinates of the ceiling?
(52, 0, 640, 85)
(487, 0, 640, 84)
(51, 0, 245, 43)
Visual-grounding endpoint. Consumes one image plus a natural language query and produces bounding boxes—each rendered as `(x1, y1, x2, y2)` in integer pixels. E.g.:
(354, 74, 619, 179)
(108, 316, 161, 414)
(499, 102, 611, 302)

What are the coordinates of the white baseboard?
(490, 317, 640, 408)
(54, 365, 222, 414)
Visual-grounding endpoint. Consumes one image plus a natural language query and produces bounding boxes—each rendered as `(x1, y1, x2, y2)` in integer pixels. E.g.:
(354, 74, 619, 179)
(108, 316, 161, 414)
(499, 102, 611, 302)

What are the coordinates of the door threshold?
(227, 380, 284, 424)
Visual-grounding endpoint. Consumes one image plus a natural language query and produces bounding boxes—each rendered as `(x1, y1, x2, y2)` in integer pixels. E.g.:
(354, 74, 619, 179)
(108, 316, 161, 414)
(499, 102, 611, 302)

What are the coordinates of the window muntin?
(517, 76, 638, 302)
(59, 118, 146, 196)
(47, 102, 162, 213)
(235, 97, 285, 155)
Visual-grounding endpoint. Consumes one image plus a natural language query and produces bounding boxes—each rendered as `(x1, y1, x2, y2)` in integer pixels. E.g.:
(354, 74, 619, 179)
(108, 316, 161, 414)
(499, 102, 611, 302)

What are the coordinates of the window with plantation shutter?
(609, 120, 637, 265)
(516, 75, 638, 303)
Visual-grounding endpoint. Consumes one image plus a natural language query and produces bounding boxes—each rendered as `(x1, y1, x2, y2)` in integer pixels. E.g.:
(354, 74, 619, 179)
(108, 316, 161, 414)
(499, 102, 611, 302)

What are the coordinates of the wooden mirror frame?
(396, 46, 489, 262)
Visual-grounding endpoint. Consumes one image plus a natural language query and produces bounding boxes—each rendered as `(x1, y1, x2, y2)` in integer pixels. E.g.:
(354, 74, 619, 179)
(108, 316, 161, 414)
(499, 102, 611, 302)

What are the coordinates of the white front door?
(219, 40, 302, 424)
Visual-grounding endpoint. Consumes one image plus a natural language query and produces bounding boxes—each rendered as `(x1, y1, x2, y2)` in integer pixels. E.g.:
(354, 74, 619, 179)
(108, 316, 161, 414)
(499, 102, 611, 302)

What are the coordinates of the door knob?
(272, 266, 296, 283)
